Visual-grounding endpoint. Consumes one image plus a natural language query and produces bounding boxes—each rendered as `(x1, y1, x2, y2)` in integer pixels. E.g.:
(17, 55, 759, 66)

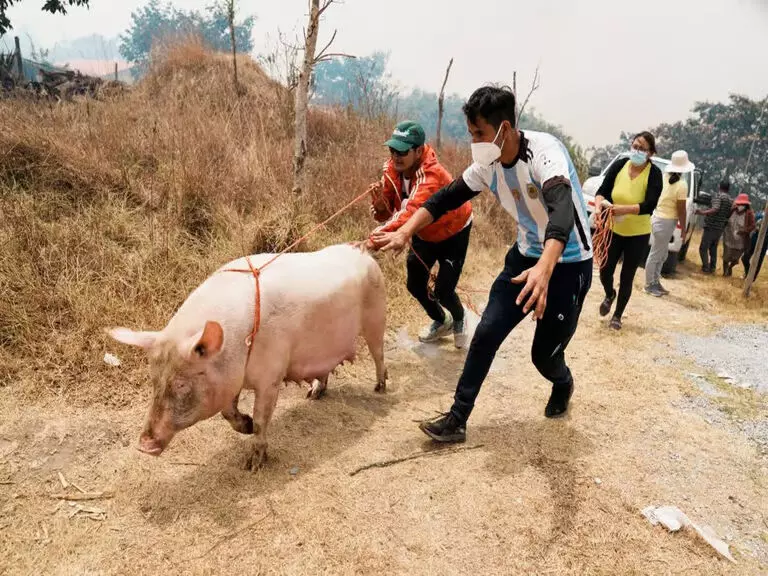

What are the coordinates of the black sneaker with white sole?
(419, 412, 466, 443)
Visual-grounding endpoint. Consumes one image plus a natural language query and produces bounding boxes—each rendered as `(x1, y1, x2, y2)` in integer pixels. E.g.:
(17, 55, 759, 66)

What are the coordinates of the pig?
(108, 244, 387, 470)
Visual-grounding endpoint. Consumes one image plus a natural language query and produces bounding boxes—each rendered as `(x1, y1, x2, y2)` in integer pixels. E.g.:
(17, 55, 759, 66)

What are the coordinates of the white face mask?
(471, 124, 505, 167)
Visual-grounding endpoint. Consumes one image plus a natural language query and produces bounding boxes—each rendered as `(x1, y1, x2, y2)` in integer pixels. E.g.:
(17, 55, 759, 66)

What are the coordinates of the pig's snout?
(138, 432, 165, 456)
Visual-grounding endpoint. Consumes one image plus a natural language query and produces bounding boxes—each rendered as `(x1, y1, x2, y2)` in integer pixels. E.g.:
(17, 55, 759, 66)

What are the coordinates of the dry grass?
(0, 41, 512, 406)
(0, 278, 766, 575)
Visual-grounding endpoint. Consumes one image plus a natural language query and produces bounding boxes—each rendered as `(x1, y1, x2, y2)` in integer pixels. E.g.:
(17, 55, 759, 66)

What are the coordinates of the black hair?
(632, 131, 657, 155)
(719, 180, 730, 193)
(669, 173, 681, 184)
(462, 85, 516, 130)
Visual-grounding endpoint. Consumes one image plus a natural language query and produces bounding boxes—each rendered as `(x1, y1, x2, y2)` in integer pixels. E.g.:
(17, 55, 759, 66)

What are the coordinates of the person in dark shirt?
(696, 181, 734, 273)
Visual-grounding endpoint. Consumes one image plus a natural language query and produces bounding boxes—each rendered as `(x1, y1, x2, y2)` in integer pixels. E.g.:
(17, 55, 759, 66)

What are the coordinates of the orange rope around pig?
(222, 188, 371, 358)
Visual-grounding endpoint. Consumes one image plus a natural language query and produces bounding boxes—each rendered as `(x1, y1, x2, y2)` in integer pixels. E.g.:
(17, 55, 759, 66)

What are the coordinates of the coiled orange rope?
(592, 206, 615, 270)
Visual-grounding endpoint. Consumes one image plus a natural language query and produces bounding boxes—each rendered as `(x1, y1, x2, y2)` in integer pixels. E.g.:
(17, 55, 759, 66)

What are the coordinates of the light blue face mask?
(629, 148, 648, 166)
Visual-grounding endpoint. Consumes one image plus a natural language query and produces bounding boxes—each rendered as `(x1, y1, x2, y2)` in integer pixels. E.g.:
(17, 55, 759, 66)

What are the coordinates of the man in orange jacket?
(368, 121, 473, 347)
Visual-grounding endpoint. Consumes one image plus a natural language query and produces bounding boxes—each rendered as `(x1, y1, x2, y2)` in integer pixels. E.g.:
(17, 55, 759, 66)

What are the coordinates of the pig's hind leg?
(221, 394, 254, 434)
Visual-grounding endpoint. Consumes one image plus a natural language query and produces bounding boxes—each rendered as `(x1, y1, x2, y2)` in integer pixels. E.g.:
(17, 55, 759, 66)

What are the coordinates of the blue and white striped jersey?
(462, 130, 593, 263)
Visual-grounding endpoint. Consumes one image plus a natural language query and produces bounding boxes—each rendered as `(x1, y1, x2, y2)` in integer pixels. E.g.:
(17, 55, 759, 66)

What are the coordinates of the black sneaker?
(419, 412, 466, 443)
(545, 382, 574, 418)
(609, 315, 622, 330)
(599, 292, 616, 317)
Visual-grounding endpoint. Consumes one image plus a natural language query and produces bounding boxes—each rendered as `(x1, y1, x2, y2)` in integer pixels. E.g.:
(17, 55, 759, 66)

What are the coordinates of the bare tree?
(293, 0, 353, 194)
(516, 65, 541, 126)
(512, 70, 517, 117)
(225, 0, 240, 93)
(435, 57, 453, 152)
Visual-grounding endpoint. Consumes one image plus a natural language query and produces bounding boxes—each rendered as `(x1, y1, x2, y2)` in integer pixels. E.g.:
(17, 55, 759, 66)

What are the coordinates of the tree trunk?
(513, 70, 517, 122)
(744, 198, 768, 297)
(436, 57, 453, 153)
(293, 0, 322, 195)
(227, 0, 240, 93)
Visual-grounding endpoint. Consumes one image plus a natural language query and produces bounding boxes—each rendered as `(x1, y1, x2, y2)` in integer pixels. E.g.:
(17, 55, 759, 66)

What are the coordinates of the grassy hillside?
(0, 41, 513, 406)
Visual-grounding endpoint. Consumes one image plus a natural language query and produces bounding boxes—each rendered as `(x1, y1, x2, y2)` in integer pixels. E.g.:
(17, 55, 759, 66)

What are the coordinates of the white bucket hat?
(665, 150, 695, 173)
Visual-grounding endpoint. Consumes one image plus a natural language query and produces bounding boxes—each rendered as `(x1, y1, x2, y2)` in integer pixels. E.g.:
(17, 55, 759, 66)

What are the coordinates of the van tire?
(678, 238, 690, 261)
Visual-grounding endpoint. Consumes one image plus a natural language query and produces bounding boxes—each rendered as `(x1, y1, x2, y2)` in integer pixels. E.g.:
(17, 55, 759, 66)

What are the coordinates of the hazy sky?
(5, 0, 768, 147)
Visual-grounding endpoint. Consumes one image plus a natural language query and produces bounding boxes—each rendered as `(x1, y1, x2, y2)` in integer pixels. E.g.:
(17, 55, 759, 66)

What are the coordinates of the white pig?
(108, 244, 387, 470)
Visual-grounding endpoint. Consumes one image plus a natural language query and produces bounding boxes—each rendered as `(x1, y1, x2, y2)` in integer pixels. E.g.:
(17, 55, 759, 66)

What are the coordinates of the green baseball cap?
(384, 120, 426, 153)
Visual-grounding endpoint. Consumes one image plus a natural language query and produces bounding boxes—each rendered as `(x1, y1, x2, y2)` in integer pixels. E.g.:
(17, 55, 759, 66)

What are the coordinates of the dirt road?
(1, 259, 767, 575)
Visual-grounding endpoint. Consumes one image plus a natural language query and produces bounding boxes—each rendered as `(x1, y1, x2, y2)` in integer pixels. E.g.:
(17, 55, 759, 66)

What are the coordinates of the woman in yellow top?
(594, 132, 663, 330)
(644, 150, 694, 296)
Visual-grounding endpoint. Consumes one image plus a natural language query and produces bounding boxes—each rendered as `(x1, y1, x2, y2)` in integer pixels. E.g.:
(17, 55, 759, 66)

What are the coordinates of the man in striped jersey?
(368, 121, 474, 348)
(372, 86, 593, 442)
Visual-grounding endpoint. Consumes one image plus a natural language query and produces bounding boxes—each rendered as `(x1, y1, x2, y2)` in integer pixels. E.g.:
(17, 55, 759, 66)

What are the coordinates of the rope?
(221, 168, 487, 361)
(592, 206, 615, 270)
(222, 188, 371, 357)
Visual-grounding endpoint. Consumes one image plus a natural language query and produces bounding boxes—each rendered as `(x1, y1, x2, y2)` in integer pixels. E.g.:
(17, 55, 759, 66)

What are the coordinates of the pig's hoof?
(307, 379, 327, 400)
(374, 381, 386, 393)
(245, 444, 268, 471)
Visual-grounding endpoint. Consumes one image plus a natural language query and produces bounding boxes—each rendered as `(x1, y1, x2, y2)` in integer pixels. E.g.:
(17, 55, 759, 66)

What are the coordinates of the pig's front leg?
(245, 380, 280, 471)
(221, 394, 254, 434)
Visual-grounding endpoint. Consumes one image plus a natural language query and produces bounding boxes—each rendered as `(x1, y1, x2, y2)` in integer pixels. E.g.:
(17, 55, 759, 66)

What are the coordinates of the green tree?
(591, 95, 768, 199)
(587, 132, 633, 174)
(119, 0, 255, 78)
(0, 0, 89, 35)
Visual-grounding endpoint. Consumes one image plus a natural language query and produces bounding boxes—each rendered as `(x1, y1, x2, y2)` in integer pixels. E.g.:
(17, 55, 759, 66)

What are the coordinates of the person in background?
(594, 132, 663, 330)
(368, 120, 473, 347)
(722, 194, 756, 277)
(644, 150, 694, 296)
(696, 181, 733, 274)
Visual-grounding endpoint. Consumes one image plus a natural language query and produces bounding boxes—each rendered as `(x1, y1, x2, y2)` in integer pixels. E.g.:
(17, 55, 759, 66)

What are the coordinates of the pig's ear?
(189, 321, 224, 360)
(107, 327, 159, 349)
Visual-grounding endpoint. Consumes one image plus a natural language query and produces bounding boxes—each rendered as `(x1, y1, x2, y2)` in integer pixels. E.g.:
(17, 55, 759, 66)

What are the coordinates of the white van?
(581, 153, 710, 275)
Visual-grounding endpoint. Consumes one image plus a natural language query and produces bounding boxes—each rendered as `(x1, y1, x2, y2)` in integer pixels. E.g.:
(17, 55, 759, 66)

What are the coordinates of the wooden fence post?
(744, 198, 768, 297)
(14, 36, 23, 81)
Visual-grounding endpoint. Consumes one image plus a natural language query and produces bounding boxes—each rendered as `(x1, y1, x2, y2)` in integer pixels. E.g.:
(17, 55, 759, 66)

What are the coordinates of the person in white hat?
(644, 150, 695, 296)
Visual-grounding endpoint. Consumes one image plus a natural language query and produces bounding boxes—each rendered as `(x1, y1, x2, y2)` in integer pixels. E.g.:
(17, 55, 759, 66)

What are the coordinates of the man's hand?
(370, 229, 409, 253)
(368, 181, 388, 213)
(511, 260, 554, 320)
